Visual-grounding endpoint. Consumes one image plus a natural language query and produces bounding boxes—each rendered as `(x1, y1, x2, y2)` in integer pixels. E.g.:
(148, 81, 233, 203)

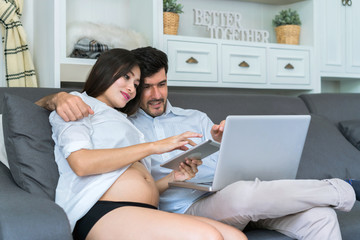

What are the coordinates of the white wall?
(22, 0, 56, 87)
(22, 0, 35, 56)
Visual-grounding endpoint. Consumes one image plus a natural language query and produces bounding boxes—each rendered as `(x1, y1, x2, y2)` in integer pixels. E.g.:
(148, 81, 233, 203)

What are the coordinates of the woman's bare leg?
(86, 206, 247, 240)
(188, 214, 248, 240)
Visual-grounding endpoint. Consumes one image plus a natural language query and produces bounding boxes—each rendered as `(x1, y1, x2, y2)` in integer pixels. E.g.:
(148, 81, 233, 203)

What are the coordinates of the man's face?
(140, 68, 168, 117)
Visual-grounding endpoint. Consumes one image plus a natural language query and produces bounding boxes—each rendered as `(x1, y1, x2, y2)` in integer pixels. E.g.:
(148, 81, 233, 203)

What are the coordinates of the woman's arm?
(67, 132, 202, 177)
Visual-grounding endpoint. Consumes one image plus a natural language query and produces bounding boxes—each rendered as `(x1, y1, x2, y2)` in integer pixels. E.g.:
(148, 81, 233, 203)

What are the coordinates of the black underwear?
(73, 201, 158, 240)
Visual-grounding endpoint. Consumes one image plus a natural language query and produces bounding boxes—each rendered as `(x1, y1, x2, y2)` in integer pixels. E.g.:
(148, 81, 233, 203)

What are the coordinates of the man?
(37, 47, 360, 240)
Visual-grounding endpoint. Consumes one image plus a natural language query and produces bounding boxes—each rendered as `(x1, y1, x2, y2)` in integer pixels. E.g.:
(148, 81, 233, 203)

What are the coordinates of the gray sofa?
(0, 87, 359, 240)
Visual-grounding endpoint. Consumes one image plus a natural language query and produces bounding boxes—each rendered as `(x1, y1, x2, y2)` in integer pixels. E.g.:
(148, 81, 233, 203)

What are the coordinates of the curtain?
(0, 27, 6, 86)
(0, 0, 37, 87)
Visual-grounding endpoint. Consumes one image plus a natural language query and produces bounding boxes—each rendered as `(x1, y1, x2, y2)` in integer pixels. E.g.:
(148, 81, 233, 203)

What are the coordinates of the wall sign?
(193, 8, 269, 43)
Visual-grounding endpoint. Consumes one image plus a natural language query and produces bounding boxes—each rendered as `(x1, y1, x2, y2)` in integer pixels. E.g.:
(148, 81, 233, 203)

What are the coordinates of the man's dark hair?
(82, 48, 142, 115)
(131, 47, 168, 79)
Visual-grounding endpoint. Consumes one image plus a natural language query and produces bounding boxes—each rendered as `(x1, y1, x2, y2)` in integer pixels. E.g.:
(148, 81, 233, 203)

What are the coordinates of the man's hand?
(36, 92, 94, 122)
(173, 158, 203, 182)
(211, 120, 226, 143)
(54, 92, 94, 122)
(156, 157, 202, 194)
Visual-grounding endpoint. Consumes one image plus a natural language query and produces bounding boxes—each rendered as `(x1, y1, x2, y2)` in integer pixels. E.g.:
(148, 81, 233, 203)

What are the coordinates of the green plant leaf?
(272, 8, 301, 27)
(163, 0, 184, 14)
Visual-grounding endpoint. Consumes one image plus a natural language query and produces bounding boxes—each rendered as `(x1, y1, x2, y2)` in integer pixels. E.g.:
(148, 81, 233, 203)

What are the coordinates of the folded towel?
(70, 38, 110, 59)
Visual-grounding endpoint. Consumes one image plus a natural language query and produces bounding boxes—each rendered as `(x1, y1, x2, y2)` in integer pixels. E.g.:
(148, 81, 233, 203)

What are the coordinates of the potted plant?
(272, 8, 301, 45)
(163, 0, 184, 35)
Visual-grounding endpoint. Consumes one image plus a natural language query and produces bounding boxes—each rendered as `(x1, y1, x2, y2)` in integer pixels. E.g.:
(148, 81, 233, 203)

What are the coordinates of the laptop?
(169, 115, 311, 192)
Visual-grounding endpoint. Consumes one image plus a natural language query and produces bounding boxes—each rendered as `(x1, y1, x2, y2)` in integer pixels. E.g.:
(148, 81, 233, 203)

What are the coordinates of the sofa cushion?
(2, 93, 58, 200)
(337, 202, 360, 240)
(297, 114, 360, 180)
(300, 93, 360, 124)
(0, 114, 9, 168)
(338, 120, 360, 150)
(169, 91, 309, 123)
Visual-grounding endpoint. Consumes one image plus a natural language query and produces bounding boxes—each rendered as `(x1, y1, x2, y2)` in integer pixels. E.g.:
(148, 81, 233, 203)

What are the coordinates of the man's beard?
(146, 98, 165, 117)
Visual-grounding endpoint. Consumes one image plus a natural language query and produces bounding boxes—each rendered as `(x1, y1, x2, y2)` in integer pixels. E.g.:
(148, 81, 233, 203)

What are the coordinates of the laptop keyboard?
(198, 182, 213, 186)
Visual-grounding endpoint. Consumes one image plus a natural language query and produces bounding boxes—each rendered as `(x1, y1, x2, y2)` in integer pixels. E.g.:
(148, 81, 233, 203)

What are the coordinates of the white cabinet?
(268, 48, 310, 85)
(222, 44, 266, 84)
(162, 0, 317, 91)
(165, 35, 313, 89)
(166, 40, 218, 83)
(345, 1, 360, 74)
(318, 0, 360, 77)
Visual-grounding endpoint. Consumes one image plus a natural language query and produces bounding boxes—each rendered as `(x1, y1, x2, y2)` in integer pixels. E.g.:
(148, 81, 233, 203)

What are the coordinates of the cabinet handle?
(342, 0, 352, 6)
(239, 61, 250, 68)
(186, 57, 198, 64)
(284, 63, 294, 70)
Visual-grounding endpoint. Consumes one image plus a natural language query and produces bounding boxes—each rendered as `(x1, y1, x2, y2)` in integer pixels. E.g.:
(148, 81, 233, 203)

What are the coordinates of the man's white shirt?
(129, 101, 218, 213)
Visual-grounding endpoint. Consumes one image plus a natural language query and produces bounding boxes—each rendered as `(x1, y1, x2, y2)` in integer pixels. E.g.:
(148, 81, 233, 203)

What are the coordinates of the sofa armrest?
(0, 162, 72, 240)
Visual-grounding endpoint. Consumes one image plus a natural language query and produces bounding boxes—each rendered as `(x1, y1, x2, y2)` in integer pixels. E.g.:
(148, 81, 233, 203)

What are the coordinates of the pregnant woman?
(50, 48, 247, 240)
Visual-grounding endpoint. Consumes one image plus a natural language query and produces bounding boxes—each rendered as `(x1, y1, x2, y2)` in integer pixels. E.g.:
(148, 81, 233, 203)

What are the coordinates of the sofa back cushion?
(338, 120, 360, 151)
(297, 114, 360, 179)
(0, 114, 9, 168)
(169, 91, 309, 123)
(2, 93, 58, 200)
(299, 93, 360, 124)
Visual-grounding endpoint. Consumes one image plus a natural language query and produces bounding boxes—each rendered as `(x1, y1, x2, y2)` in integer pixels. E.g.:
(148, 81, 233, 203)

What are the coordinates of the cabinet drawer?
(166, 41, 217, 82)
(268, 49, 310, 85)
(222, 45, 266, 84)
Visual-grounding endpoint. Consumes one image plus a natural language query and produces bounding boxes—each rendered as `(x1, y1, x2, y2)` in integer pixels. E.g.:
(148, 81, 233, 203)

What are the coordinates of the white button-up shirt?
(50, 92, 151, 231)
(129, 101, 218, 213)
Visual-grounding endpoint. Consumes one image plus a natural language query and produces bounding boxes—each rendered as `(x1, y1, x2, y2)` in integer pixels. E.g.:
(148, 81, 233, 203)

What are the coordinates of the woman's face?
(97, 65, 141, 108)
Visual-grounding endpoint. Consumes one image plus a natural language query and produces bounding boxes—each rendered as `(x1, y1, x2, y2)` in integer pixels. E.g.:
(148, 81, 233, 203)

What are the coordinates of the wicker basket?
(163, 12, 179, 35)
(275, 25, 301, 45)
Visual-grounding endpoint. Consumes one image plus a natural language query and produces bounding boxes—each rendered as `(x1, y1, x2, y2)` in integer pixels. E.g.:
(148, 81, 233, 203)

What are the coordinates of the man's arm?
(156, 158, 202, 194)
(35, 92, 94, 122)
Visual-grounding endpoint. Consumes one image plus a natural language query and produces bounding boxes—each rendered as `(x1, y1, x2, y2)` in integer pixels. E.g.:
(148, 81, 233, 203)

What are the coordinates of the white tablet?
(160, 139, 220, 170)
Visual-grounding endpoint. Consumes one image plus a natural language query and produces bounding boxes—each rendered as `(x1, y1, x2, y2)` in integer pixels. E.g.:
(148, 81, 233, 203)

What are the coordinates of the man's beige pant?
(185, 178, 355, 240)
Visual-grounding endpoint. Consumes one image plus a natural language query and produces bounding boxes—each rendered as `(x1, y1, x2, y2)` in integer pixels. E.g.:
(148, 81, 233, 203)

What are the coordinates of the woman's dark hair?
(131, 47, 168, 79)
(82, 48, 142, 115)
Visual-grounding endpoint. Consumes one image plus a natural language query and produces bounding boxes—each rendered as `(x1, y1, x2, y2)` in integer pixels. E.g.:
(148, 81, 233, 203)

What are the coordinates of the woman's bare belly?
(99, 162, 159, 207)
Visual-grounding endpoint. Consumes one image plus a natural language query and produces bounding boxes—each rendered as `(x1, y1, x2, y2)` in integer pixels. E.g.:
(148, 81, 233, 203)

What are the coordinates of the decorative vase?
(163, 12, 179, 35)
(275, 25, 301, 45)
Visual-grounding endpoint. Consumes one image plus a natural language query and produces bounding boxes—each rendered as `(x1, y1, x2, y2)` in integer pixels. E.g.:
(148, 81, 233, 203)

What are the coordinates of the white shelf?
(36, 0, 318, 92)
(55, 0, 157, 84)
(61, 58, 96, 66)
(240, 0, 307, 5)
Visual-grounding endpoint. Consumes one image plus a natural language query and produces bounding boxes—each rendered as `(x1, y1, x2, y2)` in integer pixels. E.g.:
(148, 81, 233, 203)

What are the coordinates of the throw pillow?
(2, 93, 59, 200)
(0, 114, 9, 168)
(339, 120, 360, 151)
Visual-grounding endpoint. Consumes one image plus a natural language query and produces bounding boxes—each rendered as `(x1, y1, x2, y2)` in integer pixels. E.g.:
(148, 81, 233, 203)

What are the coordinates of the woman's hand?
(173, 158, 203, 182)
(152, 131, 203, 154)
